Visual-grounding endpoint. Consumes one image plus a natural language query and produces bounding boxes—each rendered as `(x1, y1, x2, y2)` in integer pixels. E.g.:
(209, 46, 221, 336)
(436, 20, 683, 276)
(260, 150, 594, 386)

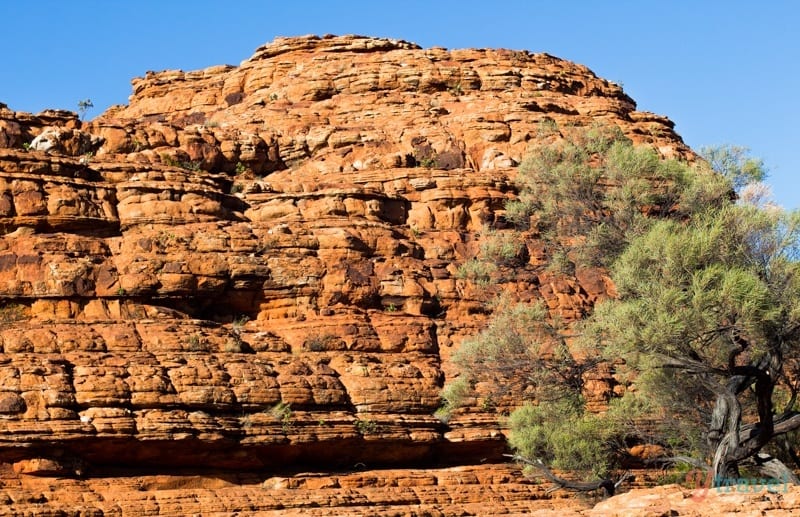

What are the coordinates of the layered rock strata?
(0, 35, 696, 514)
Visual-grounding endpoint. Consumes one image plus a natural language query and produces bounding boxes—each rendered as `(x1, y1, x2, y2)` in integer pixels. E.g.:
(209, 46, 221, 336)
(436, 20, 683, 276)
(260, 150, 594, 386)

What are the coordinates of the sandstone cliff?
(0, 34, 727, 515)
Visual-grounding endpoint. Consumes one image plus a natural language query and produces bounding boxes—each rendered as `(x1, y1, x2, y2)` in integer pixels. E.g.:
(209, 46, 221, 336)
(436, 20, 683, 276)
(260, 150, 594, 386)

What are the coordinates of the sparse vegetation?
(305, 334, 341, 352)
(160, 153, 180, 167)
(186, 333, 207, 351)
(443, 125, 800, 492)
(505, 123, 714, 269)
(77, 98, 93, 120)
(354, 418, 381, 435)
(0, 302, 25, 323)
(271, 401, 293, 432)
(230, 182, 244, 194)
(456, 258, 496, 286)
(478, 227, 525, 266)
(536, 118, 560, 138)
(180, 160, 202, 171)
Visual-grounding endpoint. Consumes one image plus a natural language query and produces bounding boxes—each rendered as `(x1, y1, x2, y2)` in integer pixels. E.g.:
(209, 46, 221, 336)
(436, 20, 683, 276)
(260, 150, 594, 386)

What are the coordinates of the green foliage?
(479, 227, 526, 266)
(504, 197, 538, 228)
(444, 296, 591, 410)
(181, 160, 202, 171)
(456, 258, 496, 286)
(160, 153, 180, 167)
(305, 334, 341, 352)
(186, 333, 207, 351)
(508, 398, 622, 478)
(232, 315, 250, 329)
(585, 201, 800, 466)
(77, 98, 93, 121)
(0, 302, 25, 322)
(536, 118, 560, 138)
(354, 418, 381, 435)
(507, 124, 723, 268)
(230, 183, 244, 194)
(700, 145, 766, 192)
(418, 156, 437, 168)
(271, 401, 293, 431)
(235, 161, 247, 175)
(598, 205, 796, 364)
(545, 249, 575, 275)
(437, 376, 472, 421)
(447, 124, 794, 481)
(448, 82, 464, 96)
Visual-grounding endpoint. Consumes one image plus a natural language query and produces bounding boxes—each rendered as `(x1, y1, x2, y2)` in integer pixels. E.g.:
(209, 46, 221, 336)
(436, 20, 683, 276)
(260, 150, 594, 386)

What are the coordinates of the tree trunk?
(754, 453, 800, 485)
(506, 454, 629, 497)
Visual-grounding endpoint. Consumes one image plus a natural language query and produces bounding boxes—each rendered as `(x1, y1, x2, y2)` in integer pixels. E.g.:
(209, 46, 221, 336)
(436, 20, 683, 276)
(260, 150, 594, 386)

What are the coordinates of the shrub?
(0, 302, 25, 322)
(77, 98, 93, 121)
(508, 399, 622, 478)
(456, 258, 496, 286)
(510, 123, 712, 269)
(271, 401, 293, 431)
(479, 227, 525, 266)
(354, 419, 381, 435)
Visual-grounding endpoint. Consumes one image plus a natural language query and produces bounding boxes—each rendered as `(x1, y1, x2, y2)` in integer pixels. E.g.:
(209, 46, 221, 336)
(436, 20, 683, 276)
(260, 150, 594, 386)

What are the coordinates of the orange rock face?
(0, 35, 746, 515)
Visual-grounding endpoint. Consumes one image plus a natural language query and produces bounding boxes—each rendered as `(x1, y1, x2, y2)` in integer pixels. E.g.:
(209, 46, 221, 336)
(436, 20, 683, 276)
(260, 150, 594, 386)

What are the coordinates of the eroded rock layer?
(0, 35, 701, 515)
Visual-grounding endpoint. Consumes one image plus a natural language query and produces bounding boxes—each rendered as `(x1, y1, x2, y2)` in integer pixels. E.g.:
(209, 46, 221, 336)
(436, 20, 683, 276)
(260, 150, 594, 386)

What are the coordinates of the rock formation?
(0, 34, 757, 515)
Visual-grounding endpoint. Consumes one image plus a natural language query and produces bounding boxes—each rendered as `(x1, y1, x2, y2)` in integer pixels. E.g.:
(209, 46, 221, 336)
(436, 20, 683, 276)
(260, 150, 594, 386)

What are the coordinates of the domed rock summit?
(0, 34, 787, 515)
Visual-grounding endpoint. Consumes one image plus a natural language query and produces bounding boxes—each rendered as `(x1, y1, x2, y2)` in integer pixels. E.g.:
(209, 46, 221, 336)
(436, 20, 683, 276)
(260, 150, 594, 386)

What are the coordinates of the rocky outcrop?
(0, 35, 706, 514)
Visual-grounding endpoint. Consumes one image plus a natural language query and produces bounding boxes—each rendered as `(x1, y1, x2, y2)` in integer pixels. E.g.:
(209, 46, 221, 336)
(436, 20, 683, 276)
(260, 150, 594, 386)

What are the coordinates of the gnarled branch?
(505, 454, 630, 497)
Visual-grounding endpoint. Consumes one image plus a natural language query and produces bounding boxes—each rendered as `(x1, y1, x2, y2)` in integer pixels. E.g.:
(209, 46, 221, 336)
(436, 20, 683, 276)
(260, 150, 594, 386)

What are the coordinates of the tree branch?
(505, 454, 628, 497)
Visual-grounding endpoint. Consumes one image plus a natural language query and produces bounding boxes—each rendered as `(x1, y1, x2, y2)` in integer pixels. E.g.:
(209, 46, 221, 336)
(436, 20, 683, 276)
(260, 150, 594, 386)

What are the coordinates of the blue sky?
(2, 1, 797, 208)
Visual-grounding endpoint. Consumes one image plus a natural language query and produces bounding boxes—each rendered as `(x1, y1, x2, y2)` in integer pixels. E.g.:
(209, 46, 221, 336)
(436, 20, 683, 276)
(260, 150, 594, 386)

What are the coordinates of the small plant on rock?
(0, 302, 25, 323)
(77, 98, 94, 121)
(355, 419, 381, 435)
(456, 258, 496, 286)
(186, 333, 207, 352)
(271, 401, 293, 432)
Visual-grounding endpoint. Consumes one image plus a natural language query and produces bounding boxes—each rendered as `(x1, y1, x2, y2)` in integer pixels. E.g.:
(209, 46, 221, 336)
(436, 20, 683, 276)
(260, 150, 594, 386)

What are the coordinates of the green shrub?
(456, 258, 496, 286)
(271, 401, 293, 431)
(354, 419, 381, 435)
(436, 376, 472, 422)
(479, 227, 525, 266)
(508, 399, 622, 478)
(0, 303, 25, 322)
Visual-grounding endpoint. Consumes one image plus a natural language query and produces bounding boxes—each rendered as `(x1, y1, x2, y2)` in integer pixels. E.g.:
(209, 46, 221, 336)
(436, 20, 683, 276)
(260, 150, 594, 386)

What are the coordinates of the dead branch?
(505, 454, 630, 497)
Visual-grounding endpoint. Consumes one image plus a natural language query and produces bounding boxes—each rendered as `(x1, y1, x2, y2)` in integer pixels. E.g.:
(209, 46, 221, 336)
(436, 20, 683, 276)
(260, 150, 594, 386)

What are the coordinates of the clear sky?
(2, 1, 797, 208)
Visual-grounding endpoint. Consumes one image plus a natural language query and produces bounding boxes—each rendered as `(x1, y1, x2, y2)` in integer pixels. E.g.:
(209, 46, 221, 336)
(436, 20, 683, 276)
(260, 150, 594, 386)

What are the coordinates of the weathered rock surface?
(589, 483, 800, 516)
(0, 35, 753, 515)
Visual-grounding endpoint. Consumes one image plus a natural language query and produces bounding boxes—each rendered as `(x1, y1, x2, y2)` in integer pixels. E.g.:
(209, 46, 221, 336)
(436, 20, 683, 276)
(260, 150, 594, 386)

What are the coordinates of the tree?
(590, 201, 800, 483)
(505, 123, 725, 269)
(443, 126, 708, 490)
(77, 98, 93, 121)
(443, 125, 800, 492)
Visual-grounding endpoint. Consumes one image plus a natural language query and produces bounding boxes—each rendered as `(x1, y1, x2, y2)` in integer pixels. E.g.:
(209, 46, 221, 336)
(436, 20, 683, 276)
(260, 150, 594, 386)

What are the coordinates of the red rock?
(0, 34, 711, 515)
